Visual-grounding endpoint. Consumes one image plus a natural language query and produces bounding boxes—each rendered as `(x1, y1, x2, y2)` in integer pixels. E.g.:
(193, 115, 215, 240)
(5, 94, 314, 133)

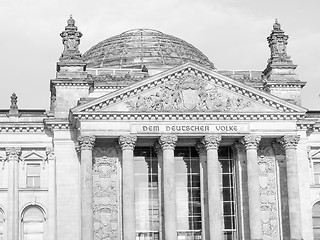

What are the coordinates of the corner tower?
(50, 16, 92, 118)
(262, 20, 306, 105)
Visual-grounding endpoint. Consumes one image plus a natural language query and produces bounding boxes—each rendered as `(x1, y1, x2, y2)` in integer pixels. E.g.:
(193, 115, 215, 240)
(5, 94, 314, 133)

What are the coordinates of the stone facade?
(0, 17, 319, 240)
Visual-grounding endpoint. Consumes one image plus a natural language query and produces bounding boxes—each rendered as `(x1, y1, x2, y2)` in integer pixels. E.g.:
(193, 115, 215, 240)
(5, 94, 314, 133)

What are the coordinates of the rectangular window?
(134, 147, 159, 240)
(26, 164, 41, 188)
(219, 146, 237, 239)
(314, 162, 320, 185)
(175, 147, 202, 240)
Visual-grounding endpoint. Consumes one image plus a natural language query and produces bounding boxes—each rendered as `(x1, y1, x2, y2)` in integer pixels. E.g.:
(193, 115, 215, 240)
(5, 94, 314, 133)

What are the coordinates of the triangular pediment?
(21, 150, 45, 161)
(72, 62, 306, 116)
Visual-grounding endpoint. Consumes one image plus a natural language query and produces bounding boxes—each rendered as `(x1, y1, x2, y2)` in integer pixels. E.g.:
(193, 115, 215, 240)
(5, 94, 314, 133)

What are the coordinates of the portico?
(75, 121, 303, 239)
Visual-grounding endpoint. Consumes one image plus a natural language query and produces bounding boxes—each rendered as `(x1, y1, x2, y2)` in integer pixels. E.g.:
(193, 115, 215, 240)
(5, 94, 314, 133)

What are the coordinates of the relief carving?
(93, 147, 119, 240)
(126, 74, 251, 112)
(258, 145, 280, 239)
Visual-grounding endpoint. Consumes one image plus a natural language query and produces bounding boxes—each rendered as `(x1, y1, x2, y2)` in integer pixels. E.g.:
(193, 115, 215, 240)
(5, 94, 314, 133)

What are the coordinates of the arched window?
(22, 206, 45, 240)
(313, 201, 320, 240)
(0, 208, 4, 240)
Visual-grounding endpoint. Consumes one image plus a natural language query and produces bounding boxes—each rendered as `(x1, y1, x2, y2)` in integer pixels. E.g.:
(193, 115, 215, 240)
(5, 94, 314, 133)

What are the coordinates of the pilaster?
(6, 147, 21, 240)
(46, 147, 57, 240)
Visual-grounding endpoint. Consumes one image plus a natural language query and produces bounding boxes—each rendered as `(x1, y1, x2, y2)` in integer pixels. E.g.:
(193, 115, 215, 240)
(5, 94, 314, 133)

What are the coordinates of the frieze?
(126, 74, 251, 112)
(132, 123, 250, 134)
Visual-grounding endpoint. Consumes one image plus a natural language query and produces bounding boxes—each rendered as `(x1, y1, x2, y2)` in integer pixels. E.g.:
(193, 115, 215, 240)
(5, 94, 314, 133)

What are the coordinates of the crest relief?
(126, 73, 251, 112)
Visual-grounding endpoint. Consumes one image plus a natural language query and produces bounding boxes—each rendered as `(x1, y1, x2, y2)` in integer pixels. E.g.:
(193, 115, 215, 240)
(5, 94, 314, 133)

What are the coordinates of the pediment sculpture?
(126, 74, 251, 112)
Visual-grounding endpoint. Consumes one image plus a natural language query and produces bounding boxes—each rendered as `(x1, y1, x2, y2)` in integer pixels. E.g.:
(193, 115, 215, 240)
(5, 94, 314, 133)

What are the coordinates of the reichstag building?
(0, 16, 320, 240)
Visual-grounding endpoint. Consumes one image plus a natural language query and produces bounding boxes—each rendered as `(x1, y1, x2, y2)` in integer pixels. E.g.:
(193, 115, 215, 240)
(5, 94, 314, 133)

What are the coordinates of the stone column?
(202, 135, 223, 240)
(46, 147, 57, 240)
(78, 136, 95, 240)
(6, 147, 21, 240)
(278, 135, 302, 240)
(195, 142, 209, 240)
(159, 135, 178, 240)
(118, 135, 137, 240)
(241, 135, 262, 240)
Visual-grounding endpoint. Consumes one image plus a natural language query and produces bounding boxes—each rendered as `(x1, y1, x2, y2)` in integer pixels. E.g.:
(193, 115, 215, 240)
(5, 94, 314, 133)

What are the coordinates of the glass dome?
(82, 29, 215, 70)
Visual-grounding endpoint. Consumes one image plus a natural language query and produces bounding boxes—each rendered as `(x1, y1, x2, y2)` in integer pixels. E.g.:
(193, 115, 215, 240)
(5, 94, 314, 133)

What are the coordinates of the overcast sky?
(0, 0, 319, 110)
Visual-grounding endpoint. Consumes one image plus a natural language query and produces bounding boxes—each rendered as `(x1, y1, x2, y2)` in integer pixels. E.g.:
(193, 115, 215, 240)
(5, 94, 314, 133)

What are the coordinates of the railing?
(177, 230, 201, 240)
(136, 231, 159, 240)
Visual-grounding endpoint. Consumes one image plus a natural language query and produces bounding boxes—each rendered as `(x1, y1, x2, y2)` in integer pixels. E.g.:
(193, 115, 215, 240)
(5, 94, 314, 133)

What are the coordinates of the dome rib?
(83, 29, 215, 69)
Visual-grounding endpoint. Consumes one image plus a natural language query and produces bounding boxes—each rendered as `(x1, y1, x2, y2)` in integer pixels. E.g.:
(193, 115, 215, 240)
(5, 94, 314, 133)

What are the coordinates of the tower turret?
(56, 16, 87, 79)
(262, 20, 306, 105)
(51, 16, 92, 118)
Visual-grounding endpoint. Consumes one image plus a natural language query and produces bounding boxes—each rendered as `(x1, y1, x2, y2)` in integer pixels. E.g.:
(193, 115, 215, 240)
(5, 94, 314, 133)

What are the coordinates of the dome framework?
(82, 29, 215, 69)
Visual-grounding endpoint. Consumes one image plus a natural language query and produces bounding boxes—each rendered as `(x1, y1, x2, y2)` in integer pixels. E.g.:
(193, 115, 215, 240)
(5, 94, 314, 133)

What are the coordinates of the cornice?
(0, 122, 45, 133)
(73, 112, 304, 121)
(50, 79, 93, 87)
(265, 82, 306, 89)
(44, 119, 72, 130)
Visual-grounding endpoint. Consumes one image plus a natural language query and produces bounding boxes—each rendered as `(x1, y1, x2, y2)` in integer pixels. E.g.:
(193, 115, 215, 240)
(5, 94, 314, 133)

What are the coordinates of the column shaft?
(78, 136, 95, 240)
(119, 135, 137, 240)
(202, 135, 223, 240)
(159, 135, 177, 240)
(279, 135, 302, 240)
(196, 143, 209, 240)
(242, 135, 262, 240)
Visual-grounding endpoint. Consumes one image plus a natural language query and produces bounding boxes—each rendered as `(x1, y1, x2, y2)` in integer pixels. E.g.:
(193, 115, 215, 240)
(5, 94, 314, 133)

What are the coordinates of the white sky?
(0, 0, 319, 110)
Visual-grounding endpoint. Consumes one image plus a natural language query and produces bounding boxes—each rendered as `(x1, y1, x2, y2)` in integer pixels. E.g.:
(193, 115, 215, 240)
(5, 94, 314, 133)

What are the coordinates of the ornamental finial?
(10, 93, 18, 110)
(265, 19, 294, 66)
(273, 18, 281, 30)
(9, 92, 19, 116)
(59, 16, 83, 62)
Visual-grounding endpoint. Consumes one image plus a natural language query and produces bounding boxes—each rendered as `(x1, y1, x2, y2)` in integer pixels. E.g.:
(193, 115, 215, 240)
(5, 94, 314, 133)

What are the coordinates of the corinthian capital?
(241, 135, 261, 149)
(159, 135, 178, 150)
(118, 135, 137, 150)
(77, 136, 96, 151)
(5, 147, 21, 161)
(278, 135, 300, 150)
(202, 135, 221, 150)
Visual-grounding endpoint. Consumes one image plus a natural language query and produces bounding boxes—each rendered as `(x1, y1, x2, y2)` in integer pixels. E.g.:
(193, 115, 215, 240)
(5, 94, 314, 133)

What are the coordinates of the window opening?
(26, 164, 41, 188)
(134, 147, 159, 240)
